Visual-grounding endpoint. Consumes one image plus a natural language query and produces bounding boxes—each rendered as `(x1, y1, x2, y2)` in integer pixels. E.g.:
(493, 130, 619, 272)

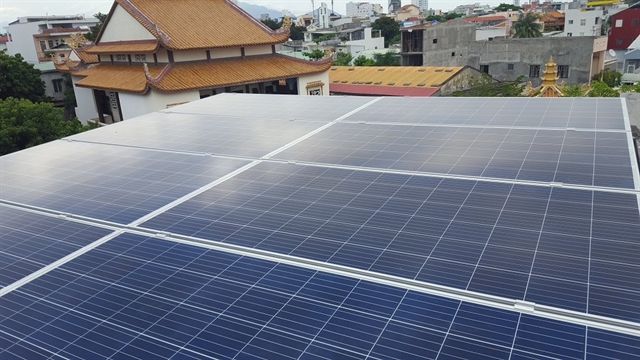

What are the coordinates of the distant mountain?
(237, 2, 284, 19)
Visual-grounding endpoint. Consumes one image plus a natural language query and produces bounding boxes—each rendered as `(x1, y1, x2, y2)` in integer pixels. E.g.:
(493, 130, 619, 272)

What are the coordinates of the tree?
(333, 52, 353, 66)
(372, 17, 400, 47)
(445, 12, 464, 20)
(84, 12, 108, 42)
(63, 73, 77, 119)
(588, 81, 620, 97)
(592, 69, 621, 88)
(512, 12, 543, 38)
(261, 18, 280, 30)
(290, 25, 306, 41)
(353, 55, 373, 66)
(313, 33, 336, 44)
(0, 98, 93, 155)
(620, 83, 640, 93)
(494, 3, 523, 12)
(562, 85, 587, 97)
(302, 49, 325, 61)
(451, 75, 526, 97)
(0, 51, 47, 102)
(372, 51, 400, 66)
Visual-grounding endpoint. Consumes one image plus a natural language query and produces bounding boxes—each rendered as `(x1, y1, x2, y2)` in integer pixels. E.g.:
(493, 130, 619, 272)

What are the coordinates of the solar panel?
(0, 141, 251, 223)
(2, 233, 634, 360)
(1, 94, 639, 359)
(343, 97, 627, 130)
(273, 123, 635, 188)
(0, 206, 113, 289)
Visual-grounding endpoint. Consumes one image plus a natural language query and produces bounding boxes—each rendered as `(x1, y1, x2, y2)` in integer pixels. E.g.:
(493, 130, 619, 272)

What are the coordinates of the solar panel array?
(1, 93, 639, 359)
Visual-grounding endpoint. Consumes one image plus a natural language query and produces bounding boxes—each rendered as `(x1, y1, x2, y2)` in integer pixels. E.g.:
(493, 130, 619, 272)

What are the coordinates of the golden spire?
(541, 55, 559, 86)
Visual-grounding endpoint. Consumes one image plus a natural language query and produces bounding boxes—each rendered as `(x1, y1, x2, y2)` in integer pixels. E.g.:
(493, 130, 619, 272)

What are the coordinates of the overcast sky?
(1, 0, 512, 28)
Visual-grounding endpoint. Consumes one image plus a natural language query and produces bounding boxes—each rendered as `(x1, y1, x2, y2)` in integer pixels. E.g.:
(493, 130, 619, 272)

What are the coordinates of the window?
(451, 52, 455, 57)
(568, 20, 574, 24)
(633, 19, 639, 26)
(628, 64, 637, 74)
(48, 40, 54, 48)
(617, 38, 623, 46)
(615, 19, 623, 27)
(580, 19, 586, 26)
(39, 41, 46, 51)
(480, 65, 489, 74)
(52, 79, 63, 93)
(134, 54, 146, 62)
(529, 65, 541, 78)
(595, 17, 600, 25)
(507, 63, 515, 70)
(557, 65, 569, 78)
(433, 38, 438, 44)
(115, 54, 127, 61)
(567, 33, 572, 37)
(55, 40, 59, 45)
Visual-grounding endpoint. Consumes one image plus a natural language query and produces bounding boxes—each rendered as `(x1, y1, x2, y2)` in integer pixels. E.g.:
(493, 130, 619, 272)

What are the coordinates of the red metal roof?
(463, 16, 506, 22)
(0, 36, 9, 43)
(330, 84, 439, 97)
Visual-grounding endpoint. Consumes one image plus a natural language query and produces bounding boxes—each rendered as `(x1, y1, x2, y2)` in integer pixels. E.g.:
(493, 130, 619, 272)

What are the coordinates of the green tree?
(494, 3, 523, 11)
(313, 33, 336, 44)
(512, 12, 543, 38)
(620, 83, 640, 93)
(289, 25, 306, 41)
(562, 85, 587, 97)
(0, 98, 92, 155)
(591, 69, 622, 88)
(445, 12, 464, 20)
(353, 55, 373, 66)
(302, 49, 325, 61)
(261, 18, 280, 30)
(451, 75, 526, 97)
(62, 73, 77, 119)
(0, 51, 47, 102)
(84, 12, 108, 42)
(333, 51, 353, 66)
(372, 16, 399, 47)
(588, 81, 620, 97)
(372, 51, 400, 66)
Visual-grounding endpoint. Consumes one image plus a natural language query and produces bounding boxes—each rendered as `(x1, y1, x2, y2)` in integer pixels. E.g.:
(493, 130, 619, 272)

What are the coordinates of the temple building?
(56, 0, 332, 124)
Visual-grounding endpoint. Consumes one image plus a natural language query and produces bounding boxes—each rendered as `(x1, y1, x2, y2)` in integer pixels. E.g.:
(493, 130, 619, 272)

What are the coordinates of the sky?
(1, 0, 512, 29)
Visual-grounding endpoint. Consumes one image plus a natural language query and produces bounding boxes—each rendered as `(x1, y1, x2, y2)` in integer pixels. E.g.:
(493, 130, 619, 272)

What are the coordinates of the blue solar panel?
(2, 233, 629, 360)
(0, 206, 113, 289)
(67, 112, 330, 157)
(273, 124, 636, 188)
(343, 97, 627, 130)
(0, 141, 251, 223)
(1, 94, 638, 359)
(142, 161, 640, 321)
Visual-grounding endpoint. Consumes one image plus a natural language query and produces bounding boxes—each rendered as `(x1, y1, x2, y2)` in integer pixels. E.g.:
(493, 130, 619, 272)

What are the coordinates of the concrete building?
(34, 62, 66, 106)
(304, 26, 385, 56)
(401, 19, 607, 86)
(452, 3, 494, 16)
(389, 0, 401, 13)
(563, 8, 604, 37)
(396, 5, 421, 22)
(57, 0, 332, 124)
(318, 2, 331, 28)
(0, 35, 8, 51)
(411, 0, 429, 12)
(346, 2, 376, 17)
(3, 15, 98, 64)
(608, 2, 640, 50)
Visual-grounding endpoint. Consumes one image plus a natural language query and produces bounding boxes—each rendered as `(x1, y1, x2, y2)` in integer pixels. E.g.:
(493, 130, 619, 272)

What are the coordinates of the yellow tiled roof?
(329, 66, 464, 88)
(103, 0, 290, 50)
(84, 40, 159, 54)
(74, 63, 166, 93)
(73, 55, 331, 93)
(75, 48, 100, 63)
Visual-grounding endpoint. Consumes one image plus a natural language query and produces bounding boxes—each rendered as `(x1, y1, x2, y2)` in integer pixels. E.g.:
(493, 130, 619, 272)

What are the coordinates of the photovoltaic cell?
(67, 112, 329, 157)
(274, 123, 636, 188)
(0, 206, 113, 289)
(343, 97, 627, 130)
(165, 92, 375, 121)
(142, 162, 640, 321)
(0, 141, 251, 223)
(1, 233, 627, 360)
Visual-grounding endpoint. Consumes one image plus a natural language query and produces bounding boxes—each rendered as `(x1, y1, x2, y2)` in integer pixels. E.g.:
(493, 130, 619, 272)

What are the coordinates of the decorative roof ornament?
(66, 33, 88, 48)
(278, 16, 292, 32)
(323, 48, 333, 60)
(155, 24, 171, 45)
(523, 55, 565, 97)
